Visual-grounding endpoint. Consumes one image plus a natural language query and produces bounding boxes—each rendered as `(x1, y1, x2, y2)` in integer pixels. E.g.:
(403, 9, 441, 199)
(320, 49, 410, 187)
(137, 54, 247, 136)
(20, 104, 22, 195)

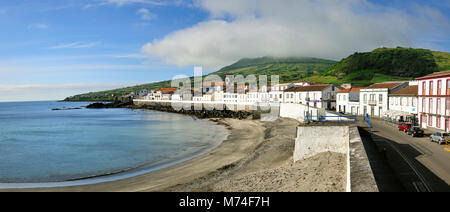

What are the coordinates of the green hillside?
(64, 57, 337, 101)
(307, 47, 450, 86)
(64, 47, 450, 101)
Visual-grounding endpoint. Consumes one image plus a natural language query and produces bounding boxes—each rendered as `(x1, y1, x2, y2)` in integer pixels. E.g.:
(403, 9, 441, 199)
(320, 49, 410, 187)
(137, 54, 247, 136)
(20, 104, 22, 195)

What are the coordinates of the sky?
(0, 0, 449, 101)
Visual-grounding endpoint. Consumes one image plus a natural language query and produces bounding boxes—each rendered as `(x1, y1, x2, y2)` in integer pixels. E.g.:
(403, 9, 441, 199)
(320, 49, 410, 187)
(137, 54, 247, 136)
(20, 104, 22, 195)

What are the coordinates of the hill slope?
(64, 48, 450, 101)
(306, 47, 450, 86)
(64, 57, 337, 101)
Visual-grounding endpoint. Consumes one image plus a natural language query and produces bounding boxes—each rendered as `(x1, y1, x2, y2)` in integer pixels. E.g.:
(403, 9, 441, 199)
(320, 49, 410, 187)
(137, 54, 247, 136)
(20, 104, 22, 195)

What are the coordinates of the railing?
(368, 100, 377, 105)
(364, 114, 371, 134)
(305, 113, 357, 123)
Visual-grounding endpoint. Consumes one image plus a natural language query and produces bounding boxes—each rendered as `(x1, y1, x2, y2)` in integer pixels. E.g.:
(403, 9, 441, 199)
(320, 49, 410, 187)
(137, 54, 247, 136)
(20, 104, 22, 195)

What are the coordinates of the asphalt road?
(364, 118, 450, 191)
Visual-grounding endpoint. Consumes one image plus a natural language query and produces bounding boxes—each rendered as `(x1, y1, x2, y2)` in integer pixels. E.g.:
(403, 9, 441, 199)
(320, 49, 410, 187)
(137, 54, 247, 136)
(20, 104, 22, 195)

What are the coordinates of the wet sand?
(1, 118, 345, 192)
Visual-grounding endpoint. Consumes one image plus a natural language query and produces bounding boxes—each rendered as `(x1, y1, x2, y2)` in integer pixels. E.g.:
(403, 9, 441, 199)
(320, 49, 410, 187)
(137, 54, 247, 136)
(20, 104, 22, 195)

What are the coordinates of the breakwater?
(87, 100, 263, 120)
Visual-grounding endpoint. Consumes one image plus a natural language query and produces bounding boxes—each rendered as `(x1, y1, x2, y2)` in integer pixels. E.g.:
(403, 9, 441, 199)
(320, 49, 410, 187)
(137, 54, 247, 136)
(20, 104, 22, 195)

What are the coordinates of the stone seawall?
(132, 100, 262, 119)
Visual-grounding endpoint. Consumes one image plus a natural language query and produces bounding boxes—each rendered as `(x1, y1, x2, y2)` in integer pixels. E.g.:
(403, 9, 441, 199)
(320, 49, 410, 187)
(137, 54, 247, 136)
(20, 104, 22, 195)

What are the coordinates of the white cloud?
(28, 23, 49, 29)
(137, 8, 157, 20)
(49, 42, 101, 49)
(142, 0, 450, 69)
(0, 83, 137, 102)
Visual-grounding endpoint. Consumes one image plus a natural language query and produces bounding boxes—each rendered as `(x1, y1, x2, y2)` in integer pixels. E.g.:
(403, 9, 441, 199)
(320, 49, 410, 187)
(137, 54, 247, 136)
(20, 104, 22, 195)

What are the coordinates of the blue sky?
(0, 0, 449, 101)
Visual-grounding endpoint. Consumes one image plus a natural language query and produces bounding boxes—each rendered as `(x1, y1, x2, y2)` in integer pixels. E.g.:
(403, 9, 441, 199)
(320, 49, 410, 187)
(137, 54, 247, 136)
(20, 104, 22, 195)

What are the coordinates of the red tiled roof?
(158, 88, 177, 92)
(336, 87, 363, 93)
(389, 85, 418, 96)
(285, 85, 331, 92)
(365, 82, 405, 90)
(416, 70, 450, 80)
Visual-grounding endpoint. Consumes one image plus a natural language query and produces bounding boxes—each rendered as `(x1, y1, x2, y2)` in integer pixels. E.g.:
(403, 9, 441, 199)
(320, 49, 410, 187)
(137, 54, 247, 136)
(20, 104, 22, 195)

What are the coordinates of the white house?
(224, 93, 239, 103)
(269, 83, 290, 102)
(417, 70, 450, 131)
(359, 82, 408, 117)
(386, 85, 418, 123)
(336, 87, 362, 115)
(284, 84, 339, 109)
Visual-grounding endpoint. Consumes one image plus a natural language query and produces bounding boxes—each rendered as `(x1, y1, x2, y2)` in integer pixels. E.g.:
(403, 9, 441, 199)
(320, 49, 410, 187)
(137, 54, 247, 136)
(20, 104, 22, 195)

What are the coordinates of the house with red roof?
(336, 87, 362, 114)
(359, 82, 408, 117)
(386, 84, 418, 123)
(284, 84, 340, 109)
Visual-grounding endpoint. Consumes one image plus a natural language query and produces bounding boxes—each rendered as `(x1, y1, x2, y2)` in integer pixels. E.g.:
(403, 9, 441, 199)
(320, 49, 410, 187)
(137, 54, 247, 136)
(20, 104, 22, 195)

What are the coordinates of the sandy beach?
(1, 118, 345, 192)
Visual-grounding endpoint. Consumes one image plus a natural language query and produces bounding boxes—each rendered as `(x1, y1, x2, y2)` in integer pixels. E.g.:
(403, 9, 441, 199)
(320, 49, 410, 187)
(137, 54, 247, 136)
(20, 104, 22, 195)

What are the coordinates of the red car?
(398, 123, 412, 132)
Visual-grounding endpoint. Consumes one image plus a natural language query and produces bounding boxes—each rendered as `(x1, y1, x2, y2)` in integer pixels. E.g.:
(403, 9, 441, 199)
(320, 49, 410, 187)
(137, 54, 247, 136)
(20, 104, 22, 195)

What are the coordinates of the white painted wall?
(294, 126, 349, 161)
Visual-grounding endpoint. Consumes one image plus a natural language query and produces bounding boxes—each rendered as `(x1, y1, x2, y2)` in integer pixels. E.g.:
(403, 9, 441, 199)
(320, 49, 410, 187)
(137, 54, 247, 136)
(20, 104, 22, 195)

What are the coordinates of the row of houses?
(135, 70, 450, 132)
(335, 70, 450, 132)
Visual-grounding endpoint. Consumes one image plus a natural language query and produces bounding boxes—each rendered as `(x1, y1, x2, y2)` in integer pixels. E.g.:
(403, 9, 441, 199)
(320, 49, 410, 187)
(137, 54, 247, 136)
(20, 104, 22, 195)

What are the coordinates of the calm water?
(0, 101, 229, 184)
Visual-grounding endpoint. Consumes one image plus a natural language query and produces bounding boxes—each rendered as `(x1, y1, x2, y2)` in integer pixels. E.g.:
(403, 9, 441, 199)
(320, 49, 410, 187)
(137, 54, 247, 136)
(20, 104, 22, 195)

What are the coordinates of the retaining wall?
(294, 126, 378, 192)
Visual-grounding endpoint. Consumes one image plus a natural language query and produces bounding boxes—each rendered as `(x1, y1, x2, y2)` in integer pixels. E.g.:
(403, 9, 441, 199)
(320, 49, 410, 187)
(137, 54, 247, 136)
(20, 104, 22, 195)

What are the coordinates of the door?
(370, 106, 374, 116)
(446, 119, 449, 132)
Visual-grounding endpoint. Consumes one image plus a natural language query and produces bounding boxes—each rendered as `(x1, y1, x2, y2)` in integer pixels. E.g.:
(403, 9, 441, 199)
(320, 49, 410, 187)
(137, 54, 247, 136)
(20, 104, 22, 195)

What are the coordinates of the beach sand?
(1, 118, 345, 192)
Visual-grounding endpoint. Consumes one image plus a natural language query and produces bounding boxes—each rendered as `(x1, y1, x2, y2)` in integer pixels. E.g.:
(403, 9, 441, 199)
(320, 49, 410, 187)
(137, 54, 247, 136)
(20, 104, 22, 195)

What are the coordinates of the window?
(422, 81, 426, 95)
(437, 98, 441, 114)
(447, 98, 450, 116)
(363, 94, 367, 103)
(429, 98, 433, 113)
(412, 98, 416, 107)
(447, 80, 450, 95)
(437, 117, 441, 128)
(429, 115, 433, 126)
(400, 97, 403, 106)
(422, 98, 426, 112)
(430, 81, 433, 95)
(379, 94, 383, 104)
(438, 80, 442, 95)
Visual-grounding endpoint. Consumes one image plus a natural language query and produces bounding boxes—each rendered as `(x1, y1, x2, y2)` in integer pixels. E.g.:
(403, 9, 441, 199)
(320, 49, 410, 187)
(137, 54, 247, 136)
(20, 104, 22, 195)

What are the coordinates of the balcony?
(368, 100, 377, 106)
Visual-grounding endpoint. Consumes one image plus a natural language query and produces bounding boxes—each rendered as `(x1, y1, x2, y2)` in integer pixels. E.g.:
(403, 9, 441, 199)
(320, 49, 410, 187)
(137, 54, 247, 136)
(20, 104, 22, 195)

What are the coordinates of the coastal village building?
(155, 88, 177, 101)
(336, 87, 362, 115)
(247, 85, 269, 103)
(269, 83, 291, 102)
(359, 82, 408, 117)
(284, 84, 339, 109)
(386, 84, 418, 124)
(417, 70, 450, 131)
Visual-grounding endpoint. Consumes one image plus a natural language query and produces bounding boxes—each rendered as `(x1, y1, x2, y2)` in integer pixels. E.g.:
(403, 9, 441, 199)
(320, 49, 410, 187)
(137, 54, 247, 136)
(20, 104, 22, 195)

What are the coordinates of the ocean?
(0, 101, 229, 185)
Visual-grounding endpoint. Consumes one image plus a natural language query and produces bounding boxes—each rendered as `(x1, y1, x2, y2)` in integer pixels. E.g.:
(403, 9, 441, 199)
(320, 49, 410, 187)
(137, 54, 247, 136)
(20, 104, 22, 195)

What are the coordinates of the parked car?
(407, 127, 424, 137)
(398, 122, 412, 132)
(429, 132, 450, 145)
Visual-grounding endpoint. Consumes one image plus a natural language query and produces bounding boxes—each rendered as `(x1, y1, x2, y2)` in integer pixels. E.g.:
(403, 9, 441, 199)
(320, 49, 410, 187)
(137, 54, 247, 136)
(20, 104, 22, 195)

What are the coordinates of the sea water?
(0, 101, 229, 185)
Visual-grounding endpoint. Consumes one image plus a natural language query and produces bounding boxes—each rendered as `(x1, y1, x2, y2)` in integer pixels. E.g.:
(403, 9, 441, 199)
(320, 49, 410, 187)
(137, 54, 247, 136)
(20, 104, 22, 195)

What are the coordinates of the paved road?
(365, 118, 450, 191)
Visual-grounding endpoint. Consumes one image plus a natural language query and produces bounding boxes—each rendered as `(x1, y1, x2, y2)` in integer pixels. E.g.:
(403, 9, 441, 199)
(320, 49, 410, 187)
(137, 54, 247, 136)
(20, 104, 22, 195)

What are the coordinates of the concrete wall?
(293, 126, 378, 192)
(294, 126, 349, 161)
(280, 103, 351, 122)
(280, 103, 309, 122)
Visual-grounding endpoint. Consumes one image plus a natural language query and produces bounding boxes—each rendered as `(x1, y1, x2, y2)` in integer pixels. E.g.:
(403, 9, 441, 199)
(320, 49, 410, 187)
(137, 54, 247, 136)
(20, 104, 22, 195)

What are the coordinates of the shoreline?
(1, 117, 346, 192)
(0, 116, 230, 188)
(0, 118, 265, 192)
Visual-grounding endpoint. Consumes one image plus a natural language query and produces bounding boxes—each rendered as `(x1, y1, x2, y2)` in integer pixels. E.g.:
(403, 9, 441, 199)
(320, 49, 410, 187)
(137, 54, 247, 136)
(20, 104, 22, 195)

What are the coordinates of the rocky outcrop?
(86, 101, 133, 109)
(130, 103, 253, 120)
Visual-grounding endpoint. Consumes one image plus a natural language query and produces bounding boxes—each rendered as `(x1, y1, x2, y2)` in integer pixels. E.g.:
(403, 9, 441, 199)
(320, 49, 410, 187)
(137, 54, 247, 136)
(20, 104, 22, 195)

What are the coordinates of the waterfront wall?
(280, 103, 351, 123)
(294, 126, 378, 192)
(132, 99, 280, 120)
